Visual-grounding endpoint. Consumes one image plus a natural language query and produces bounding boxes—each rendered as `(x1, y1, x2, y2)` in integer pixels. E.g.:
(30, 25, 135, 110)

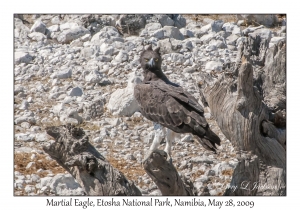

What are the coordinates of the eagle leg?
(143, 123, 169, 163)
(164, 128, 175, 163)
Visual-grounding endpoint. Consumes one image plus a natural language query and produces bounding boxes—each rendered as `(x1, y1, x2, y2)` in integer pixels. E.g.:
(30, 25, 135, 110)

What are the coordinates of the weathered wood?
(143, 150, 195, 196)
(43, 124, 142, 196)
(199, 37, 286, 196)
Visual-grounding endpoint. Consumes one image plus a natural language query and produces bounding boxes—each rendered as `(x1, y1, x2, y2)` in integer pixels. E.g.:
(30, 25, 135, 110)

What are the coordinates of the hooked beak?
(147, 58, 155, 68)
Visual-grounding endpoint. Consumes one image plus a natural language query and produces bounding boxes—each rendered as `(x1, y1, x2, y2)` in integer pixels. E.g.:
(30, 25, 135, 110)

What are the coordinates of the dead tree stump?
(143, 150, 195, 196)
(43, 124, 142, 196)
(198, 37, 286, 196)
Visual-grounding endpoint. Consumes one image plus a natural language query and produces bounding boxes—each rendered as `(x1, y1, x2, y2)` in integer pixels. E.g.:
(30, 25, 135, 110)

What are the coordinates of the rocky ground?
(14, 14, 286, 196)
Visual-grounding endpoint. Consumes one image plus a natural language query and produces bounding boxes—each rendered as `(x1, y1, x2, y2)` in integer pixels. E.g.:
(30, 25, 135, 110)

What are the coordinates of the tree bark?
(43, 124, 194, 196)
(198, 37, 286, 196)
(143, 150, 195, 196)
(43, 124, 142, 196)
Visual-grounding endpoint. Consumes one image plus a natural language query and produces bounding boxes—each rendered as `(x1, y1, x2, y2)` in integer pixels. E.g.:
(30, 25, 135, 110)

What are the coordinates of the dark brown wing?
(134, 81, 220, 151)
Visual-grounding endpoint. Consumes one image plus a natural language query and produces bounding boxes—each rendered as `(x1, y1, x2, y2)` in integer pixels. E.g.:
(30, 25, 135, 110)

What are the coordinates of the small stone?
(30, 20, 47, 34)
(35, 133, 48, 142)
(205, 61, 223, 72)
(26, 162, 35, 169)
(15, 52, 33, 65)
(93, 137, 103, 143)
(181, 134, 193, 142)
(68, 87, 83, 97)
(196, 175, 209, 183)
(16, 133, 35, 141)
(125, 154, 136, 160)
(57, 26, 90, 44)
(30, 154, 37, 160)
(157, 15, 174, 27)
(54, 68, 72, 79)
(24, 185, 36, 194)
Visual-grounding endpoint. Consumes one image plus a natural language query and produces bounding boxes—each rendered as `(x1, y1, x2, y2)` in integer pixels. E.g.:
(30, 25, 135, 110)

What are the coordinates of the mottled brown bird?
(134, 45, 220, 160)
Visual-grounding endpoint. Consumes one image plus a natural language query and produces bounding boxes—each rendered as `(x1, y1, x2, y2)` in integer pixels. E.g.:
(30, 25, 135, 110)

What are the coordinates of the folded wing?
(134, 81, 220, 151)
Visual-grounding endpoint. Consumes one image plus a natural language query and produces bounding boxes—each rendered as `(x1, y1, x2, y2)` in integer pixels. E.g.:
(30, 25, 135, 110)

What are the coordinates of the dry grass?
(107, 157, 146, 184)
(80, 121, 101, 131)
(190, 170, 205, 181)
(14, 153, 65, 178)
(222, 169, 234, 176)
(184, 14, 238, 24)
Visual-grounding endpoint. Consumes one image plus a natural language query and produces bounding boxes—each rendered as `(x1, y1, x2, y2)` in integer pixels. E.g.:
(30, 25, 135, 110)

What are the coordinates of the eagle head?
(140, 45, 162, 72)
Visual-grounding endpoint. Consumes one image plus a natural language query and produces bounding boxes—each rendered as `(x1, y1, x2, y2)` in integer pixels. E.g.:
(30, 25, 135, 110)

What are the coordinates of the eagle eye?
(144, 58, 149, 61)
(155, 58, 159, 62)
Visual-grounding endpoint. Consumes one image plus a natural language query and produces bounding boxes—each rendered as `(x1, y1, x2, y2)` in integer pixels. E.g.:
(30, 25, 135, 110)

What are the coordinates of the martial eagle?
(134, 45, 220, 160)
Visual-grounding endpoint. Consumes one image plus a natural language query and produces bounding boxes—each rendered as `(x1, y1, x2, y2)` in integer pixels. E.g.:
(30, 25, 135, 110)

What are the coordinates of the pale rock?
(59, 108, 83, 124)
(112, 50, 128, 64)
(211, 20, 224, 32)
(26, 162, 35, 169)
(15, 52, 33, 65)
(28, 32, 47, 41)
(51, 16, 61, 25)
(249, 28, 272, 42)
(168, 53, 185, 64)
(51, 68, 72, 79)
(222, 22, 237, 33)
(183, 67, 195, 73)
(93, 137, 103, 143)
(181, 134, 193, 142)
(205, 61, 223, 72)
(226, 34, 239, 45)
(242, 25, 264, 36)
(196, 175, 209, 183)
(85, 70, 110, 85)
(237, 14, 278, 27)
(200, 33, 215, 44)
(100, 43, 114, 56)
(30, 20, 47, 34)
(68, 87, 83, 97)
(107, 72, 143, 117)
(157, 15, 174, 27)
(149, 189, 162, 196)
(20, 122, 31, 129)
(48, 173, 85, 196)
(48, 25, 60, 33)
(80, 33, 91, 42)
(180, 28, 194, 38)
(173, 14, 186, 29)
(232, 26, 241, 36)
(83, 97, 105, 120)
(143, 131, 155, 144)
(30, 154, 37, 160)
(35, 132, 48, 142)
(15, 133, 35, 141)
(25, 185, 36, 194)
(209, 39, 226, 49)
(57, 26, 90, 44)
(190, 156, 213, 164)
(91, 26, 120, 44)
(125, 154, 136, 161)
(152, 26, 184, 40)
(140, 23, 162, 37)
(105, 118, 122, 126)
(270, 37, 285, 44)
(59, 22, 79, 31)
(20, 100, 29, 110)
(206, 45, 216, 52)
(40, 177, 53, 188)
(14, 18, 30, 39)
(209, 189, 218, 196)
